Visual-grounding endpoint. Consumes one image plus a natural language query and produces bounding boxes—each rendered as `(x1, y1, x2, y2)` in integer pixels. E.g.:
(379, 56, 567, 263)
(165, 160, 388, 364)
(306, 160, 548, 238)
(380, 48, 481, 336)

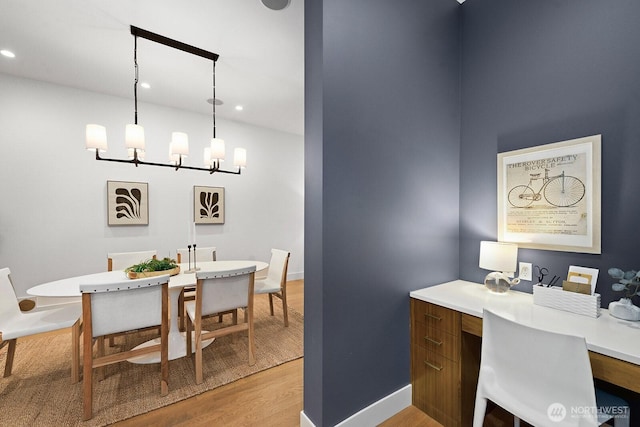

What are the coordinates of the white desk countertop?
(410, 280, 640, 366)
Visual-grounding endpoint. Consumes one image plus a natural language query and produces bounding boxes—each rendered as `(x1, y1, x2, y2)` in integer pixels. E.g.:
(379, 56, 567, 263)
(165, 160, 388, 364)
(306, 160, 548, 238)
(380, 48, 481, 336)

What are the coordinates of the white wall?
(0, 74, 304, 297)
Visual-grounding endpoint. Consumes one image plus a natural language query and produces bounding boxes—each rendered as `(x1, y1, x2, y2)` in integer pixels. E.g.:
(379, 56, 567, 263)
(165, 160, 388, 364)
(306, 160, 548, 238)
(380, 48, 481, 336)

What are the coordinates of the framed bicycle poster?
(497, 134, 601, 253)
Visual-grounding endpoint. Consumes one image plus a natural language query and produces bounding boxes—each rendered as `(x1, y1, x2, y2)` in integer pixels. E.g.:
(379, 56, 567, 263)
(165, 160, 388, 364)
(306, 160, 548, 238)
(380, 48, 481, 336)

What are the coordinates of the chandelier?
(85, 26, 246, 174)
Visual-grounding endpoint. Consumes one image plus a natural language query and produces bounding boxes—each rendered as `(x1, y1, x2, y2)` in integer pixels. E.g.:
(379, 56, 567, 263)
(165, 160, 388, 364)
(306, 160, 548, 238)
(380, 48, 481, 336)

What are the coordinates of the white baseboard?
(288, 271, 304, 281)
(300, 384, 411, 427)
(300, 410, 315, 427)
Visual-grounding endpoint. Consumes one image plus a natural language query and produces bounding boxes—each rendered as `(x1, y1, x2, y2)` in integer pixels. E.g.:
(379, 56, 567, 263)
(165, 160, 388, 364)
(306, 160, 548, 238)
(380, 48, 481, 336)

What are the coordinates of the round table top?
(27, 260, 269, 298)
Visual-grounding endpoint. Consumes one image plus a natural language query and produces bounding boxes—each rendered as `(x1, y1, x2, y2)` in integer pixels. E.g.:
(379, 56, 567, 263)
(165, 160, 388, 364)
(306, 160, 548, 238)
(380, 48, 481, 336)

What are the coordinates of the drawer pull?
(424, 337, 443, 346)
(424, 360, 443, 371)
(425, 313, 442, 321)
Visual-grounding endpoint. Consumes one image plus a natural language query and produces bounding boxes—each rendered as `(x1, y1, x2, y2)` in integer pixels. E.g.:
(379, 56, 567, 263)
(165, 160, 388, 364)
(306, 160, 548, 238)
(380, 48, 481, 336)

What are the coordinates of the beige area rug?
(0, 298, 303, 426)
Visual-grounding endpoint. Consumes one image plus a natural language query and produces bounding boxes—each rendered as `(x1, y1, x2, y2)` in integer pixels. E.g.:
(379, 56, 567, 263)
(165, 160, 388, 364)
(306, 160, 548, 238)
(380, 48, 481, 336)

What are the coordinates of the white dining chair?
(80, 274, 169, 420)
(474, 309, 629, 427)
(176, 246, 218, 330)
(176, 246, 217, 264)
(106, 250, 158, 346)
(0, 267, 82, 382)
(185, 265, 256, 384)
(254, 249, 290, 326)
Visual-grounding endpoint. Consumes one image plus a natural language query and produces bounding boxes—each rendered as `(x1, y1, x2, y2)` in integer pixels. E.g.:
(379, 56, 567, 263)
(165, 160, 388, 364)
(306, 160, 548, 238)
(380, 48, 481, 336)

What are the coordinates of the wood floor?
(113, 279, 439, 427)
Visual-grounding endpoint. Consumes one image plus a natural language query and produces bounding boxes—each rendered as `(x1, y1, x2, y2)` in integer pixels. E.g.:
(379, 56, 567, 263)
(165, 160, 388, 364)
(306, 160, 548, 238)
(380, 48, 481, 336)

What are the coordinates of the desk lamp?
(479, 241, 520, 293)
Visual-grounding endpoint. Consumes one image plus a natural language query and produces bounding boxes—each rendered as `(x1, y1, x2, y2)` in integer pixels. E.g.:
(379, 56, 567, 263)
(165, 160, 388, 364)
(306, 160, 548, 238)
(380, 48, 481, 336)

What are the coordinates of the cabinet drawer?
(412, 298, 460, 335)
(413, 322, 460, 362)
(412, 346, 460, 426)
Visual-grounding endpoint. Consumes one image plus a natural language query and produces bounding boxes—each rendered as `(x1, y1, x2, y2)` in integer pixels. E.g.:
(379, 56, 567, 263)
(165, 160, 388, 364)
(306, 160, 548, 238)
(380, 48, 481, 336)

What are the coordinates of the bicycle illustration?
(507, 168, 585, 208)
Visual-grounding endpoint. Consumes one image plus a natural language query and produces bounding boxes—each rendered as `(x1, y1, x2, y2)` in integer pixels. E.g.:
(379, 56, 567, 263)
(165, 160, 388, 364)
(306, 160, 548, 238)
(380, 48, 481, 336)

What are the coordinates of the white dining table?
(27, 260, 268, 364)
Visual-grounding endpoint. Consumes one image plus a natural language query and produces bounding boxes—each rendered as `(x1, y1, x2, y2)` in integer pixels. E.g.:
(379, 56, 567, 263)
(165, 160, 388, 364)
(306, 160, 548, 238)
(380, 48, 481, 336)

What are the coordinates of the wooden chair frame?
(82, 280, 169, 421)
(177, 247, 217, 331)
(256, 249, 290, 327)
(106, 250, 158, 346)
(186, 269, 256, 385)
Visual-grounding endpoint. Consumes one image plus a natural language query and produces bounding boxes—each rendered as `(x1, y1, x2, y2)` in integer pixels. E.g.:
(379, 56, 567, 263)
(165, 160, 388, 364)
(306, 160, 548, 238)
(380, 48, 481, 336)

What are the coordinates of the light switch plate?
(519, 262, 532, 281)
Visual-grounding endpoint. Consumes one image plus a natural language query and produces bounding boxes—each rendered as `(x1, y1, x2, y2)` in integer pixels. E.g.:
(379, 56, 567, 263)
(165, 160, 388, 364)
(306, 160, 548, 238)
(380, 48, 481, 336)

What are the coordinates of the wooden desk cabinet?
(411, 281, 640, 426)
(410, 298, 462, 426)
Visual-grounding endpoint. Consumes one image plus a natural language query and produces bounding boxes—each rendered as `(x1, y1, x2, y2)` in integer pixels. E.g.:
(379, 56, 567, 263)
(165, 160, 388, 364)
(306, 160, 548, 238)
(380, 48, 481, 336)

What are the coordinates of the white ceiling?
(0, 0, 305, 136)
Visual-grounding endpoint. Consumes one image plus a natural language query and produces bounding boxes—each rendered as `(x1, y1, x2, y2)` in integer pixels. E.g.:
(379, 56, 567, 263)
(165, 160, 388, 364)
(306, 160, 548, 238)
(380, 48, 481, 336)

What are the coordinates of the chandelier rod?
(130, 26, 219, 62)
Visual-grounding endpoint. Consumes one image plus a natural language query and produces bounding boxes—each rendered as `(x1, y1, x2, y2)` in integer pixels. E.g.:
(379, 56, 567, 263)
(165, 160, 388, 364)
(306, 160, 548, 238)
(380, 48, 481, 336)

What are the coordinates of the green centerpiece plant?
(125, 257, 180, 278)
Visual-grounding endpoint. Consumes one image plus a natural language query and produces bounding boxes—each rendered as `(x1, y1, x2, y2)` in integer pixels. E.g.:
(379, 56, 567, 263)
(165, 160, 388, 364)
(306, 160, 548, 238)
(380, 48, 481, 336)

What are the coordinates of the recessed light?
(1, 49, 16, 58)
(140, 82, 151, 89)
(235, 105, 244, 111)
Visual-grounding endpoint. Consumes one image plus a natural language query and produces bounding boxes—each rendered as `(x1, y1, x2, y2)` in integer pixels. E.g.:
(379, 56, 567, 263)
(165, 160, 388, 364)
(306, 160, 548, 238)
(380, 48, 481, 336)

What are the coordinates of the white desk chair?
(107, 250, 157, 272)
(254, 249, 290, 326)
(0, 268, 81, 382)
(176, 246, 217, 331)
(80, 274, 169, 420)
(185, 266, 256, 384)
(474, 309, 629, 427)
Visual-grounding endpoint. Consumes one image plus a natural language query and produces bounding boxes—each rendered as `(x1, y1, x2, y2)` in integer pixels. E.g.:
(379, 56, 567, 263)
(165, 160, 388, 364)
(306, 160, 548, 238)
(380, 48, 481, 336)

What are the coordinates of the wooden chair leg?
(83, 339, 94, 420)
(195, 321, 203, 385)
(280, 290, 289, 327)
(96, 336, 105, 381)
(178, 291, 186, 332)
(3, 339, 17, 377)
(268, 293, 275, 316)
(71, 319, 81, 383)
(186, 315, 193, 357)
(248, 306, 255, 366)
(108, 336, 115, 347)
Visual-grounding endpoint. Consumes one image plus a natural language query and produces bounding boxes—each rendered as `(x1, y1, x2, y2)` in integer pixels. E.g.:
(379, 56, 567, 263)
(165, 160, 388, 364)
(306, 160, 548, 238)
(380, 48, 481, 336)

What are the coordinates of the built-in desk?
(410, 280, 640, 426)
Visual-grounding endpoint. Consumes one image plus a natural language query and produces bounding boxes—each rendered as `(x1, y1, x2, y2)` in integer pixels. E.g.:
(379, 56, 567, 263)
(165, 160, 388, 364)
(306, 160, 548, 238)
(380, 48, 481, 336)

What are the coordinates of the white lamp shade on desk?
(479, 241, 519, 293)
(479, 241, 518, 273)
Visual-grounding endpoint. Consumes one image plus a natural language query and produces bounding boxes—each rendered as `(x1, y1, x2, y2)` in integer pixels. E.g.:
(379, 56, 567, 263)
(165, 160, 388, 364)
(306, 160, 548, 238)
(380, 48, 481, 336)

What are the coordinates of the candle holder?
(185, 244, 200, 273)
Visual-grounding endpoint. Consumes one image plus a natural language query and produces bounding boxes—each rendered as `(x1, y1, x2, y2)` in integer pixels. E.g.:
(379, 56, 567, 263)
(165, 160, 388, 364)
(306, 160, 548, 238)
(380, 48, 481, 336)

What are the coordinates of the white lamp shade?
(125, 124, 145, 150)
(128, 148, 144, 160)
(479, 241, 518, 273)
(170, 132, 189, 156)
(168, 144, 181, 164)
(233, 147, 247, 168)
(86, 124, 108, 152)
(210, 138, 225, 160)
(203, 147, 213, 166)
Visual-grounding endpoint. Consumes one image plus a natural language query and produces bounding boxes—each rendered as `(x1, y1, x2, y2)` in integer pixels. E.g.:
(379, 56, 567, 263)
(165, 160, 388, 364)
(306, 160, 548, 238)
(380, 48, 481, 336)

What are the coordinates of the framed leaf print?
(194, 186, 225, 224)
(107, 181, 149, 226)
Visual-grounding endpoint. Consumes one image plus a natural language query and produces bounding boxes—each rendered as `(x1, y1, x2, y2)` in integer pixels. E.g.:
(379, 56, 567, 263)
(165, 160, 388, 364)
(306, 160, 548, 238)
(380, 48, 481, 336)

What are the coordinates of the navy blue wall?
(305, 0, 461, 425)
(459, 0, 640, 308)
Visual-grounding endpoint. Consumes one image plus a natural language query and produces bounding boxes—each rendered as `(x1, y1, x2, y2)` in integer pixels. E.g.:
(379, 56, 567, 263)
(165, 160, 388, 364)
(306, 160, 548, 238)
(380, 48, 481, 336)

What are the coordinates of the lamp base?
(484, 271, 518, 293)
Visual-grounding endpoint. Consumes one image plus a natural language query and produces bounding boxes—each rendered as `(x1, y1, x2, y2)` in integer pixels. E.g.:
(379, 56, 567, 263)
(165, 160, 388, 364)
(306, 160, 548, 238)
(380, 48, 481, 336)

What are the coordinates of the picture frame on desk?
(497, 134, 601, 254)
